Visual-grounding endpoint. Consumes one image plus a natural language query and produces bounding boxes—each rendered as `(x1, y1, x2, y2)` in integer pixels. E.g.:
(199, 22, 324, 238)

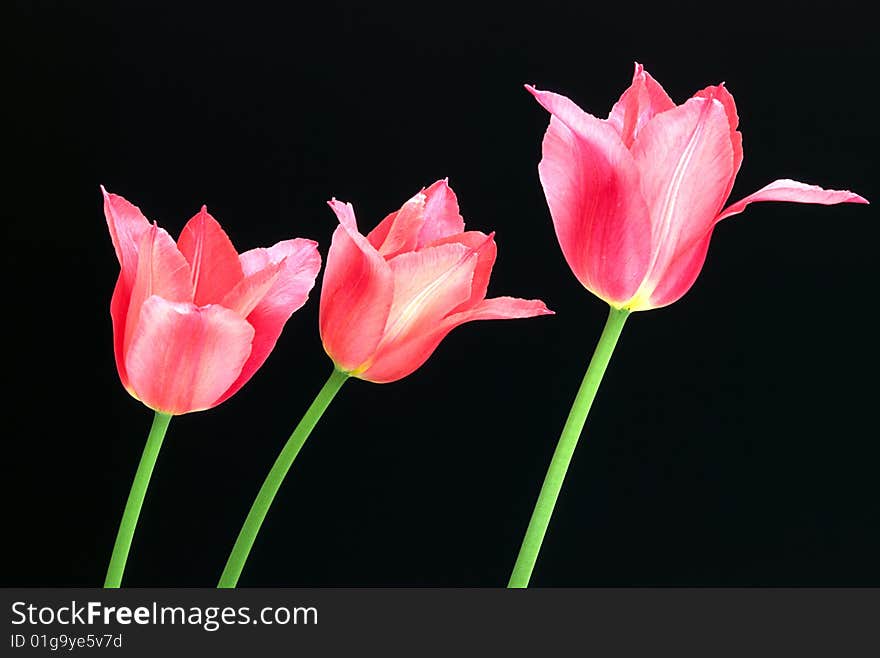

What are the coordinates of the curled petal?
(454, 295, 554, 322)
(527, 85, 652, 306)
(716, 179, 868, 222)
(320, 201, 394, 371)
(644, 181, 867, 309)
(177, 206, 244, 305)
(215, 239, 322, 405)
(125, 297, 255, 415)
(607, 62, 676, 147)
(360, 296, 552, 384)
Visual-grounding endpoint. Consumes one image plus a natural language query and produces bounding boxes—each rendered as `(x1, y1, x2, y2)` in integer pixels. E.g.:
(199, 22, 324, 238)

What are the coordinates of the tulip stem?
(218, 366, 349, 588)
(508, 306, 629, 587)
(104, 410, 172, 588)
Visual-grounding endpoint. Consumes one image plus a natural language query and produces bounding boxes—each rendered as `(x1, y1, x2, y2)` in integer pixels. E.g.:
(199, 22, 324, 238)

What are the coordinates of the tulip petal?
(643, 180, 867, 309)
(366, 193, 426, 258)
(109, 276, 132, 391)
(320, 200, 394, 372)
(527, 86, 652, 306)
(221, 260, 286, 318)
(355, 242, 477, 381)
(694, 84, 743, 200)
(215, 239, 322, 405)
(237, 239, 321, 315)
(716, 179, 868, 222)
(417, 179, 467, 246)
(356, 331, 448, 384)
(423, 231, 497, 312)
(125, 296, 254, 414)
(124, 224, 194, 356)
(607, 62, 676, 147)
(629, 96, 734, 303)
(177, 206, 245, 305)
(455, 295, 555, 322)
(368, 180, 466, 256)
(102, 187, 152, 291)
(377, 242, 477, 353)
(640, 231, 714, 310)
(360, 295, 552, 384)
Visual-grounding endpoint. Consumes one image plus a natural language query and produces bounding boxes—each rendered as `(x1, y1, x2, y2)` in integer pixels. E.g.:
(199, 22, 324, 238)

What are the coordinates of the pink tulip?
(527, 64, 867, 311)
(103, 188, 322, 414)
(319, 180, 552, 383)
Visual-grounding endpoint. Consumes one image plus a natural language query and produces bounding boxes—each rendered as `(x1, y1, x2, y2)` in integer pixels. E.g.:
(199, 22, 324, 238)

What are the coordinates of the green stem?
(218, 367, 349, 588)
(104, 410, 172, 588)
(508, 306, 629, 588)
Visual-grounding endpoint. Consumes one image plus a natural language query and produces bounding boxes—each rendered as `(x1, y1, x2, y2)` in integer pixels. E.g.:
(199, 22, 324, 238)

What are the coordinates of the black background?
(5, 0, 877, 587)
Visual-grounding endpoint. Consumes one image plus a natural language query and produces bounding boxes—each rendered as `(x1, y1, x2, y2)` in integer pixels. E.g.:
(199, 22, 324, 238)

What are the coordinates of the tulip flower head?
(527, 64, 867, 311)
(103, 188, 322, 414)
(319, 180, 553, 383)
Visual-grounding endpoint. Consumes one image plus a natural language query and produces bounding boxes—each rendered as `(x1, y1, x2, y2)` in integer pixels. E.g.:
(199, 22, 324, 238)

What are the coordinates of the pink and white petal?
(101, 187, 152, 290)
(359, 295, 552, 384)
(125, 296, 255, 415)
(214, 239, 322, 406)
(422, 231, 497, 312)
(124, 224, 193, 356)
(320, 201, 394, 371)
(366, 194, 425, 258)
(630, 96, 734, 298)
(716, 179, 868, 222)
(416, 179, 467, 246)
(694, 84, 743, 199)
(379, 242, 477, 350)
(528, 88, 652, 304)
(177, 206, 245, 306)
(607, 62, 676, 147)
